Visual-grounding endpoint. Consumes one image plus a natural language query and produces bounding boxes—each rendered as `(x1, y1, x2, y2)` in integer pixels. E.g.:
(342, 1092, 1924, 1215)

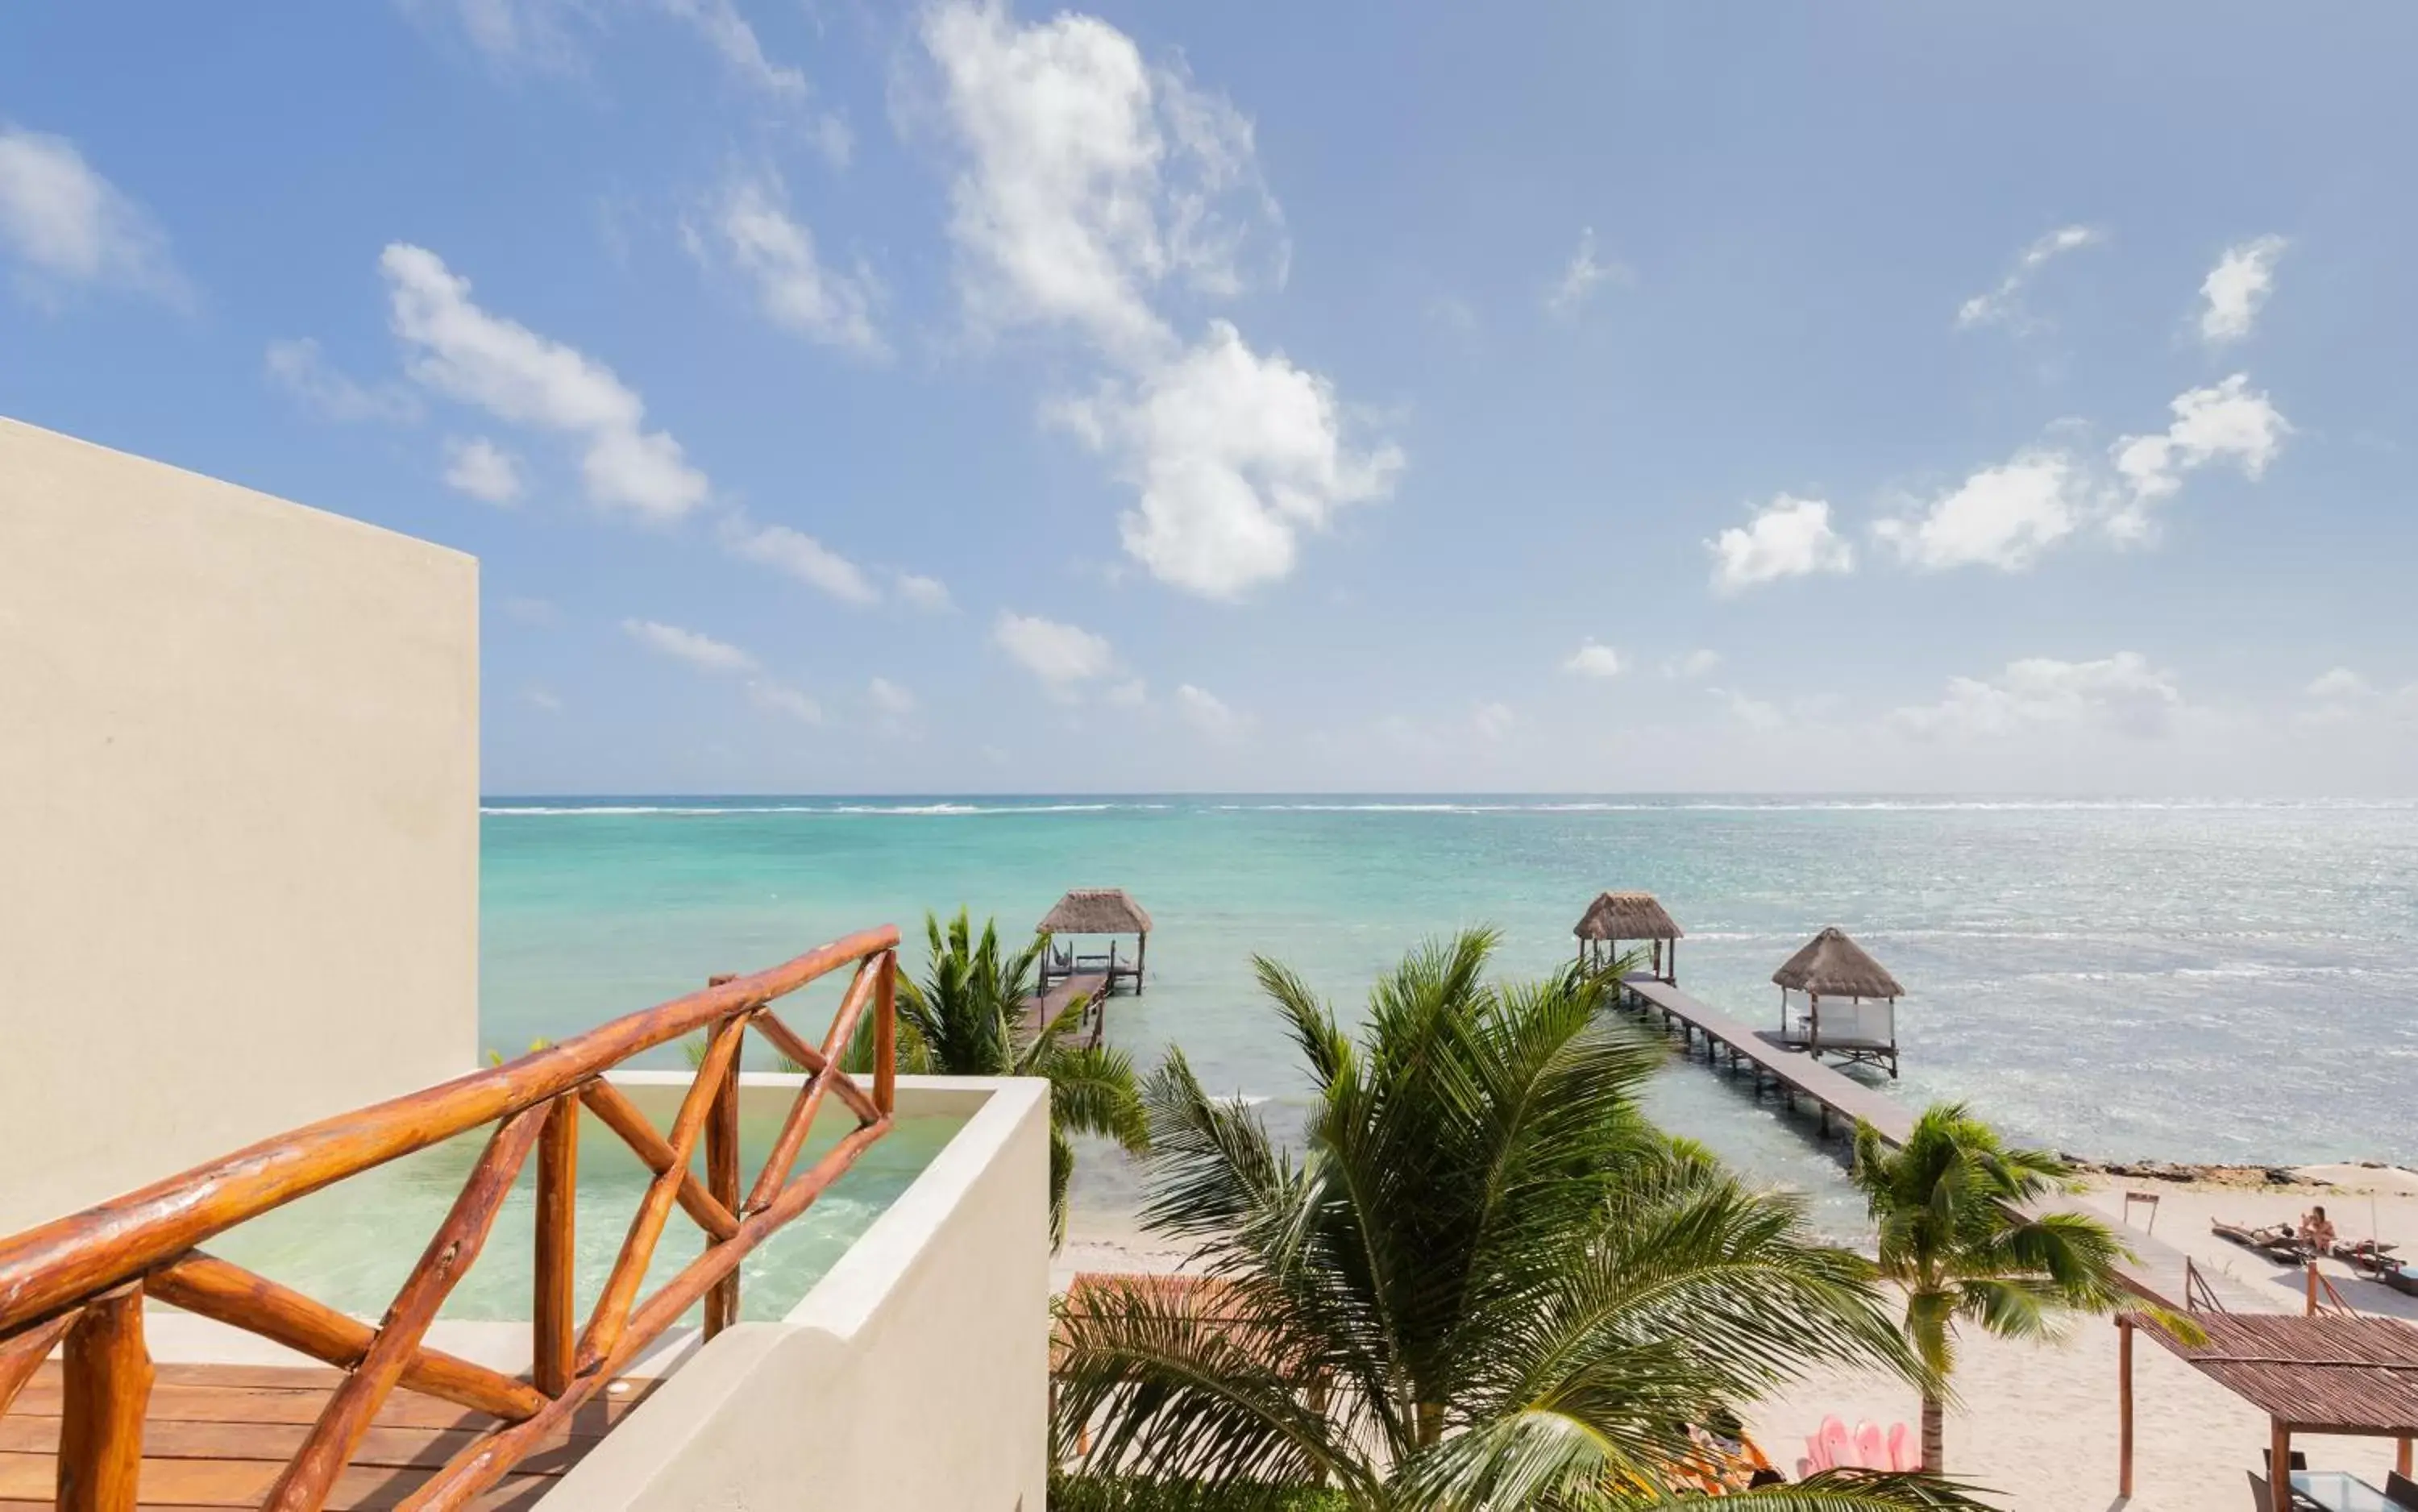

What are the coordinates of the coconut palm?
(861, 908, 1149, 1246)
(1052, 930, 1993, 1510)
(1849, 1102, 2132, 1475)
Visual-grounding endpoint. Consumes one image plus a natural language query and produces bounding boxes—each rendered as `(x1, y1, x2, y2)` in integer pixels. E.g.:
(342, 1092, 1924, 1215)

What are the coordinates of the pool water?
(206, 1107, 960, 1325)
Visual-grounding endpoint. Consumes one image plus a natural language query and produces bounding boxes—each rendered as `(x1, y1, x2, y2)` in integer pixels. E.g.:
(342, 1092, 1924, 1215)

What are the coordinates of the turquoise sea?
(482, 796, 2418, 1236)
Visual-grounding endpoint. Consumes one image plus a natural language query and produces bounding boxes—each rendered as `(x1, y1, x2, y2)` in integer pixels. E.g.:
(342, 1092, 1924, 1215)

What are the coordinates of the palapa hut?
(1037, 887, 1151, 995)
(1573, 891, 1685, 983)
(1772, 926, 1904, 1078)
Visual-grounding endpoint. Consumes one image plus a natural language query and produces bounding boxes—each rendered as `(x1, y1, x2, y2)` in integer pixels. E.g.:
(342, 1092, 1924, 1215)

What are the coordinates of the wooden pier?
(1621, 976, 1913, 1144)
(1024, 971, 1109, 1049)
(1618, 974, 2254, 1314)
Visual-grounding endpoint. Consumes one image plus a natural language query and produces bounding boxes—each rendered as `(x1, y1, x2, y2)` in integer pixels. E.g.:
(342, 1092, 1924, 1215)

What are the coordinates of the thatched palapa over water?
(1573, 890, 1684, 983)
(1771, 926, 1903, 1000)
(1772, 926, 1904, 1078)
(1037, 887, 1151, 995)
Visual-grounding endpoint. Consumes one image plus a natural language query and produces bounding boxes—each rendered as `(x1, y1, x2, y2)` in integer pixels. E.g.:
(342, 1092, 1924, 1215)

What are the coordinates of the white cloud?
(1894, 652, 2183, 740)
(1564, 640, 1625, 679)
(2307, 667, 2373, 700)
(503, 596, 560, 625)
(1874, 449, 2088, 572)
(0, 124, 186, 307)
(723, 518, 880, 605)
(381, 242, 710, 521)
(622, 617, 756, 673)
(746, 679, 822, 723)
(1545, 227, 1626, 318)
(442, 436, 526, 505)
(657, 0, 804, 96)
(1471, 702, 1516, 741)
(920, 0, 1281, 360)
(1707, 495, 1854, 594)
(894, 572, 953, 612)
(1955, 223, 2100, 333)
(265, 338, 422, 423)
(1664, 650, 1722, 679)
(418, 0, 842, 153)
(993, 611, 1114, 692)
(522, 685, 565, 713)
(868, 676, 916, 716)
(923, 1, 1387, 598)
(1059, 320, 1402, 598)
(2199, 235, 2286, 346)
(699, 174, 884, 357)
(1105, 677, 1149, 708)
(1176, 683, 1248, 741)
(1715, 689, 1786, 732)
(2108, 374, 2289, 538)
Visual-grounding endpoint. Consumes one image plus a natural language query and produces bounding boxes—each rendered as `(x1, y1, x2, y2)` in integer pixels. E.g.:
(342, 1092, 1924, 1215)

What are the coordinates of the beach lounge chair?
(1886, 1421, 1913, 1472)
(2380, 1263, 2418, 1297)
(2384, 1469, 2418, 1509)
(1854, 1421, 1887, 1469)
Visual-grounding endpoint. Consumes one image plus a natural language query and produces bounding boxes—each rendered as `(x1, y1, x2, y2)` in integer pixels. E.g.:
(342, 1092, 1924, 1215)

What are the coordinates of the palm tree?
(1053, 930, 1992, 1510)
(1849, 1102, 2132, 1475)
(860, 908, 1149, 1246)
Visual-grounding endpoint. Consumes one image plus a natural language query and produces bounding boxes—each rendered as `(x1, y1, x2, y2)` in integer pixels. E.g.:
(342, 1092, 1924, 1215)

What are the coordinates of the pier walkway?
(1616, 974, 2262, 1313)
(1023, 970, 1108, 1049)
(1620, 977, 1911, 1142)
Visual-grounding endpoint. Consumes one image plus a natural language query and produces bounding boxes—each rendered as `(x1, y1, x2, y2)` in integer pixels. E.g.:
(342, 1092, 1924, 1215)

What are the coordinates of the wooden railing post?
(875, 949, 897, 1117)
(704, 987, 744, 1339)
(57, 1282, 151, 1512)
(534, 1093, 580, 1396)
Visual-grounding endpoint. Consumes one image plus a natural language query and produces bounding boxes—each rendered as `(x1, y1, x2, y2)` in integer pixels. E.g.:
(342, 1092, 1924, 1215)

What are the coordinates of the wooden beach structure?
(1574, 891, 1684, 983)
(1037, 889, 1150, 996)
(2113, 1310, 2418, 1509)
(1772, 926, 1905, 1078)
(0, 928, 903, 1510)
(1026, 888, 1151, 1051)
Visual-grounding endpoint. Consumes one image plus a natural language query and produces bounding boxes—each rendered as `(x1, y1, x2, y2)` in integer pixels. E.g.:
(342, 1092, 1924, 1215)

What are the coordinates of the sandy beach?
(1060, 1165, 2418, 1508)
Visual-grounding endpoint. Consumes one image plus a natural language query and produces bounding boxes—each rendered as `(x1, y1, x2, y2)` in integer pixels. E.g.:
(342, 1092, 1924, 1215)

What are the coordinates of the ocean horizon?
(480, 792, 2418, 1235)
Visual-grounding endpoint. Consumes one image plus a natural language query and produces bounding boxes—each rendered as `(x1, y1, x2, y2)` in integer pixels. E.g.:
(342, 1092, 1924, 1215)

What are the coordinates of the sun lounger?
(1854, 1421, 1886, 1469)
(2376, 1263, 2418, 1297)
(1887, 1421, 1913, 1472)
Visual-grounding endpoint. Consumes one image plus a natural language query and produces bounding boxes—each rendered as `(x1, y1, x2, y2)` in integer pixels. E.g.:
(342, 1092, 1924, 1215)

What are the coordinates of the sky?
(3, 2, 2415, 795)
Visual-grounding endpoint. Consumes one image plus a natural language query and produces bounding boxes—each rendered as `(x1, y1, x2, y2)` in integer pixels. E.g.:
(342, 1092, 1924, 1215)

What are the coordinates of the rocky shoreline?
(2063, 1156, 2418, 1191)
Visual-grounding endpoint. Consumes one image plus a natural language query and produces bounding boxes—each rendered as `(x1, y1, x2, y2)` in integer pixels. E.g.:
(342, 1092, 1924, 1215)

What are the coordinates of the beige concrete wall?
(546, 1075, 1053, 1512)
(0, 416, 479, 1233)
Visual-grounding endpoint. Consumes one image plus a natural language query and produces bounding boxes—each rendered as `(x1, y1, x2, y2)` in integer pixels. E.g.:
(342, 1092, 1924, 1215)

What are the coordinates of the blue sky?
(5, 2, 2414, 795)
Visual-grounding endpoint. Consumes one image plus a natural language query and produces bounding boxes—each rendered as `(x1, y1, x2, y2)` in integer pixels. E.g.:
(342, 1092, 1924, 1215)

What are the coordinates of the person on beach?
(2300, 1204, 2337, 1252)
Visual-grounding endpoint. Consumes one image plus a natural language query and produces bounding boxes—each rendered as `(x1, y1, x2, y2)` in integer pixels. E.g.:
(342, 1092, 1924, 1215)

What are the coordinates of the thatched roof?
(1772, 928, 1903, 998)
(2123, 1311, 2418, 1435)
(1573, 891, 1684, 941)
(1038, 887, 1151, 936)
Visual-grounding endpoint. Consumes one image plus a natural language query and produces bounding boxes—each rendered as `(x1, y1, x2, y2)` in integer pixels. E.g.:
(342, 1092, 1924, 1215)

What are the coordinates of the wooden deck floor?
(1621, 977, 1913, 1141)
(0, 1362, 659, 1510)
(1023, 970, 1108, 1049)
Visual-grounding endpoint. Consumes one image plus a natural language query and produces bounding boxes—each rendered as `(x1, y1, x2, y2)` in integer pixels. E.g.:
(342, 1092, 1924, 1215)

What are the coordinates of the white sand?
(1062, 1170, 2418, 1507)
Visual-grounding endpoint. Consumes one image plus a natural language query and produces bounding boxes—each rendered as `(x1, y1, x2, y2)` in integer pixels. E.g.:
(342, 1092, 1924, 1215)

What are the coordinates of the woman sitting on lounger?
(2300, 1205, 2337, 1252)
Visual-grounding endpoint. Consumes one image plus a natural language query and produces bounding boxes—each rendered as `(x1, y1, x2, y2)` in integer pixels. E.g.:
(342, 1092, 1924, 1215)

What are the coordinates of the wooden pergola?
(1574, 891, 1685, 983)
(2117, 1310, 2418, 1510)
(1037, 887, 1152, 995)
(1771, 926, 1905, 1078)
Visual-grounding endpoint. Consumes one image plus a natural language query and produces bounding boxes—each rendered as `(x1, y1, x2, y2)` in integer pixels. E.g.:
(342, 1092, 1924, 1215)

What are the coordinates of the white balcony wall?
(0, 417, 479, 1232)
(550, 1075, 1052, 1512)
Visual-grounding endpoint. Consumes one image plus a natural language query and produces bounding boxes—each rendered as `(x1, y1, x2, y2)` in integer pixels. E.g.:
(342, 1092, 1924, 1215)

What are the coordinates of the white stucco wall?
(0, 416, 480, 1233)
(546, 1074, 1053, 1512)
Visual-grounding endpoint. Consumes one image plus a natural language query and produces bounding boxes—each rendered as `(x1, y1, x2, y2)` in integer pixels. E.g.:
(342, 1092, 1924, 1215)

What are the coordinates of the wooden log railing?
(0, 925, 901, 1511)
